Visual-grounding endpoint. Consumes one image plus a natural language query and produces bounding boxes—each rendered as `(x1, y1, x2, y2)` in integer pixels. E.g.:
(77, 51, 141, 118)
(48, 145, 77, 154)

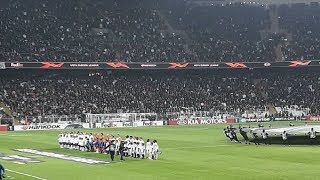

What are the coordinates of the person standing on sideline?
(106, 140, 116, 161)
(0, 164, 5, 180)
(119, 140, 126, 161)
(261, 129, 270, 145)
(308, 128, 318, 145)
(281, 131, 288, 145)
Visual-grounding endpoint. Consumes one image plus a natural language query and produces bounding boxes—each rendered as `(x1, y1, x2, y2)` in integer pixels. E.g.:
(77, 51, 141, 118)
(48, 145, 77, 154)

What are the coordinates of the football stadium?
(1, 0, 320, 179)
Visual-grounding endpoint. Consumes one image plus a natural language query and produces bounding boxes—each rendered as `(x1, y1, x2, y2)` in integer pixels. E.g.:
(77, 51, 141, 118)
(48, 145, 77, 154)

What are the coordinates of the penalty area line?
(6, 169, 48, 180)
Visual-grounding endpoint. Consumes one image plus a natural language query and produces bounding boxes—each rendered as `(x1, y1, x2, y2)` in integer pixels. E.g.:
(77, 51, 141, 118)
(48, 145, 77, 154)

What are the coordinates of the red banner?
(226, 118, 235, 124)
(225, 62, 247, 68)
(41, 62, 64, 69)
(168, 120, 178, 125)
(106, 63, 129, 69)
(0, 125, 8, 131)
(289, 61, 311, 67)
(168, 63, 189, 69)
(306, 115, 320, 121)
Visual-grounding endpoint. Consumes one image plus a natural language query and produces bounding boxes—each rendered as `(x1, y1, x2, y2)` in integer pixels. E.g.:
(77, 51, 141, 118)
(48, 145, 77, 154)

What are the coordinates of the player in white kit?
(151, 140, 159, 160)
(146, 139, 151, 158)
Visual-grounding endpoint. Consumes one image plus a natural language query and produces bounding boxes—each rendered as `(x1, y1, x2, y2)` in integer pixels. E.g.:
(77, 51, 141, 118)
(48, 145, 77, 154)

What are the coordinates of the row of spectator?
(0, 68, 319, 118)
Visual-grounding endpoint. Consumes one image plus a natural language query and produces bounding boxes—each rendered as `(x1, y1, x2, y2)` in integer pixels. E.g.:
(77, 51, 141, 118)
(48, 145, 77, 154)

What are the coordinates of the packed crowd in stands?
(1, 0, 319, 62)
(0, 0, 189, 62)
(0, 69, 319, 118)
(159, 0, 274, 62)
(279, 3, 320, 61)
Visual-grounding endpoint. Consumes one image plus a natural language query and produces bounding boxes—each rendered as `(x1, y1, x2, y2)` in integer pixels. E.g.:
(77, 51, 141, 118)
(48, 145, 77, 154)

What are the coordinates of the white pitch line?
(6, 169, 48, 180)
(0, 134, 32, 137)
(6, 175, 15, 179)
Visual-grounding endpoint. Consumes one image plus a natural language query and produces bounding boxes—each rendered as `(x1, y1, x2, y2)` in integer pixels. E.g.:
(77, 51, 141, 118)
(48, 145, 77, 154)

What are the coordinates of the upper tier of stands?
(0, 0, 319, 62)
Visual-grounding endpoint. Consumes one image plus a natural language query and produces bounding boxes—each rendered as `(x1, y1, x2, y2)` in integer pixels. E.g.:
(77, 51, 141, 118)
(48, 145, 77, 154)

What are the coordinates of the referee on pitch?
(106, 140, 116, 161)
(0, 164, 5, 180)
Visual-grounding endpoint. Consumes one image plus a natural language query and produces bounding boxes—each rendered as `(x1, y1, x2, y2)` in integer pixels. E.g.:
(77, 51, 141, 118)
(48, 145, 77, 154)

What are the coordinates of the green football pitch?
(1, 122, 320, 180)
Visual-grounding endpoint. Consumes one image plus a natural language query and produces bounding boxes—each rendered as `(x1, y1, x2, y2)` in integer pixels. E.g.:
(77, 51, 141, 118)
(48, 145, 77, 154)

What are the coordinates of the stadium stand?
(1, 0, 319, 62)
(1, 0, 320, 123)
(279, 3, 320, 61)
(0, 68, 319, 118)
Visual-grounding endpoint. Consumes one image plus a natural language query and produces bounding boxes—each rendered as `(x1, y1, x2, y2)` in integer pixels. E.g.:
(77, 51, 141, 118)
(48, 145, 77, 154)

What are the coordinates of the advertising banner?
(14, 123, 84, 131)
(99, 121, 164, 128)
(0, 125, 8, 131)
(307, 115, 320, 121)
(168, 119, 226, 126)
(4, 60, 320, 70)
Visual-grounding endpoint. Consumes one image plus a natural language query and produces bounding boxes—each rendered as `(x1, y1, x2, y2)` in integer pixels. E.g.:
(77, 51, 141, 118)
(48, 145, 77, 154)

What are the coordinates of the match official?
(106, 140, 116, 161)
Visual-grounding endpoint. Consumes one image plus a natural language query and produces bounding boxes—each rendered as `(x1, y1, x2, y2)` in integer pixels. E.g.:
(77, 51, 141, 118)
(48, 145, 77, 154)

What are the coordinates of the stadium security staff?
(0, 164, 5, 180)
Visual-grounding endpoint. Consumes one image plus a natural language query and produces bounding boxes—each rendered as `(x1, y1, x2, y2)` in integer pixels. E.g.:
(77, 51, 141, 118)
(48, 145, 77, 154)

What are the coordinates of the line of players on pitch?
(58, 132, 160, 161)
(224, 125, 318, 145)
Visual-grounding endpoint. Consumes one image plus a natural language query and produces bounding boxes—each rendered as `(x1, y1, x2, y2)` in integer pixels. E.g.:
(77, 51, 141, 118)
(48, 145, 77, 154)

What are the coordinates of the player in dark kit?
(106, 140, 116, 161)
(239, 128, 250, 144)
(223, 128, 229, 138)
(231, 130, 241, 143)
(227, 129, 234, 141)
(250, 130, 260, 145)
(119, 141, 126, 161)
(0, 164, 5, 180)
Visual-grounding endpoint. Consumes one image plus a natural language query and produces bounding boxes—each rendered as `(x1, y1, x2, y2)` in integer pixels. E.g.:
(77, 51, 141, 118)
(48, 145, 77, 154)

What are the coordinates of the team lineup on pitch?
(58, 132, 161, 161)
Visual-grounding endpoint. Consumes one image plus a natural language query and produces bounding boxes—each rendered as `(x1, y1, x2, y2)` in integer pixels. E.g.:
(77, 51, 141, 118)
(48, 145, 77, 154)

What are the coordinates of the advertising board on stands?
(238, 118, 270, 122)
(14, 121, 165, 131)
(306, 115, 320, 121)
(14, 123, 84, 131)
(168, 119, 227, 126)
(101, 121, 164, 128)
